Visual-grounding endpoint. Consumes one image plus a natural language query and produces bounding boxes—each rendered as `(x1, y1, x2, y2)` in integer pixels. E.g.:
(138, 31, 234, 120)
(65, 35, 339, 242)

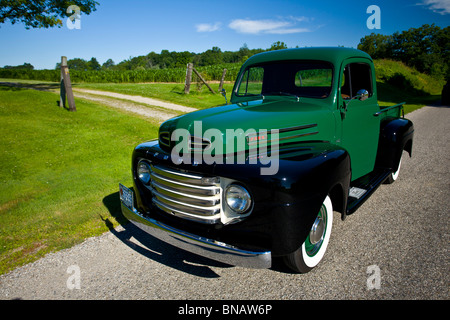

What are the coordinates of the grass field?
(0, 85, 159, 275)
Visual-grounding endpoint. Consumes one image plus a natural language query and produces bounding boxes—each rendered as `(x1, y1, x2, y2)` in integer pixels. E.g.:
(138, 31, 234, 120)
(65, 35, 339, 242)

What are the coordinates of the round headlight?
(225, 184, 252, 214)
(137, 161, 151, 185)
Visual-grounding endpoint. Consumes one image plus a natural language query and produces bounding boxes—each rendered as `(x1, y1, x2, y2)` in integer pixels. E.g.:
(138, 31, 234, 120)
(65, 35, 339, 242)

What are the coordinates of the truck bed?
(376, 102, 405, 119)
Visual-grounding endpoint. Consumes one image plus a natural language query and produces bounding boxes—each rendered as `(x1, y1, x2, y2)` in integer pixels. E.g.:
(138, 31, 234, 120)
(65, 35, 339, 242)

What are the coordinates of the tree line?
(2, 63, 34, 70)
(358, 24, 449, 80)
(1, 42, 288, 72)
(51, 42, 287, 72)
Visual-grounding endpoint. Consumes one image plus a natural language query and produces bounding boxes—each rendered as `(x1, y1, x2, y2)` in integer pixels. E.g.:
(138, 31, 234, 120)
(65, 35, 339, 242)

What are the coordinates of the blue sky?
(0, 0, 449, 69)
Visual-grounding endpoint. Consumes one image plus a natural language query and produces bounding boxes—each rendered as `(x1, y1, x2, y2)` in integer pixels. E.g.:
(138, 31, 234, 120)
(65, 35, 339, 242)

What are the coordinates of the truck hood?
(159, 98, 334, 154)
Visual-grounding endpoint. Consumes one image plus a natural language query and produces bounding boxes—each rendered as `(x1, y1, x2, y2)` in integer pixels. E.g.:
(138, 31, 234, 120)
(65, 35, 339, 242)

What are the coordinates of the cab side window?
(341, 63, 373, 100)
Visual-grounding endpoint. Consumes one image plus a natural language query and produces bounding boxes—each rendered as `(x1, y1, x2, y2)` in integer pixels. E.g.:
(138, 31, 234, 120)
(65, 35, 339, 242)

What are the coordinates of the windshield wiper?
(263, 92, 300, 101)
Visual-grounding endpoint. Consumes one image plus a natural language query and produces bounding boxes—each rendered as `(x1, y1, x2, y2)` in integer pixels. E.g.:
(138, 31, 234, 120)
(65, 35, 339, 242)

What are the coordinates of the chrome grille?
(148, 164, 222, 224)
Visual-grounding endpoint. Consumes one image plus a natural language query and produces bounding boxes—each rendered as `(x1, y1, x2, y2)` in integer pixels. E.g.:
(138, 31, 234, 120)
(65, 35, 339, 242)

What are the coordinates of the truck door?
(339, 58, 380, 181)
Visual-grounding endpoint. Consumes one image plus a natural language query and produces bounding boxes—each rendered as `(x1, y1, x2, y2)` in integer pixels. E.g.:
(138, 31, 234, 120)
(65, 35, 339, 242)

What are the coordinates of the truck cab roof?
(242, 47, 373, 67)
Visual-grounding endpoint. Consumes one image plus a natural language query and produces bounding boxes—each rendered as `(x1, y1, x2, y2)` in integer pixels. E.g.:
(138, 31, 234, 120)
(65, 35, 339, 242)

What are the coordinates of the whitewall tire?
(284, 195, 333, 273)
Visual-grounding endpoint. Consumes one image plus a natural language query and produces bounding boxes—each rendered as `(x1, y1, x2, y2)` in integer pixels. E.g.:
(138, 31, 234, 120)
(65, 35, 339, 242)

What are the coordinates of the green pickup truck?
(119, 47, 414, 273)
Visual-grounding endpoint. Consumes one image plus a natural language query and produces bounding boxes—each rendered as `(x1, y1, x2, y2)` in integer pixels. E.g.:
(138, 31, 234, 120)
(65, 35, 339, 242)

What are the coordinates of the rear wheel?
(385, 154, 402, 184)
(283, 196, 333, 273)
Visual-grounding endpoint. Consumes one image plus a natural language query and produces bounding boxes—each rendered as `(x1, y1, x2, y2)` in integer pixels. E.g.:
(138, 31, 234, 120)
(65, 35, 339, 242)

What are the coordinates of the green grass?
(0, 85, 158, 274)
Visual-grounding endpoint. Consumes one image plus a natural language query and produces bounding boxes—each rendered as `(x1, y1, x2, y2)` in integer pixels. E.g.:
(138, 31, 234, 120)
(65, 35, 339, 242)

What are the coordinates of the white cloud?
(228, 18, 311, 35)
(288, 16, 311, 23)
(229, 19, 288, 34)
(195, 22, 221, 32)
(419, 0, 450, 14)
(266, 27, 310, 34)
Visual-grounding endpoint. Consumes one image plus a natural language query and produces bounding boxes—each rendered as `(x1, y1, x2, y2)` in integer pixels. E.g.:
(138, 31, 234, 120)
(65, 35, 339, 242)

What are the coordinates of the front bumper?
(119, 184, 272, 269)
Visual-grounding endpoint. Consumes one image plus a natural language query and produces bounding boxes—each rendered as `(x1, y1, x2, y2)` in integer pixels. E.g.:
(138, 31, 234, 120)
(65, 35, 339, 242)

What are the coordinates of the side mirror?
(342, 89, 369, 117)
(221, 88, 228, 105)
(353, 89, 369, 101)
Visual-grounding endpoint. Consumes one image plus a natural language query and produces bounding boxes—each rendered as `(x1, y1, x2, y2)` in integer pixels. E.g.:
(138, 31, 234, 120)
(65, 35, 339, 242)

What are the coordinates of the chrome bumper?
(120, 192, 272, 269)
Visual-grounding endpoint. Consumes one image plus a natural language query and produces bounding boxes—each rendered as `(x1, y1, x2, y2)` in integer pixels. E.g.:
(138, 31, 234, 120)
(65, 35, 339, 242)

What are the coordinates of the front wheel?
(283, 196, 333, 273)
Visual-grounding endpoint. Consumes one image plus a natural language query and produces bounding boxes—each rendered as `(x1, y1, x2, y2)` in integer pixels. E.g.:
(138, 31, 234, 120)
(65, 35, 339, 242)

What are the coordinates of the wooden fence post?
(193, 67, 216, 94)
(60, 56, 76, 112)
(184, 63, 193, 94)
(218, 68, 227, 91)
(59, 56, 67, 108)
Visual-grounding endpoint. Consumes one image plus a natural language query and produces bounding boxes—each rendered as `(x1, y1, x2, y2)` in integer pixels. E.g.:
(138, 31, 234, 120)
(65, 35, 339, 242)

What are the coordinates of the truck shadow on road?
(102, 192, 293, 276)
(102, 192, 236, 278)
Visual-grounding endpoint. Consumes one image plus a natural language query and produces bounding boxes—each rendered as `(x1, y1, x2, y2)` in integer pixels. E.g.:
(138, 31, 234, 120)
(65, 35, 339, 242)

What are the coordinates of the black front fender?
(199, 141, 351, 256)
(131, 141, 351, 257)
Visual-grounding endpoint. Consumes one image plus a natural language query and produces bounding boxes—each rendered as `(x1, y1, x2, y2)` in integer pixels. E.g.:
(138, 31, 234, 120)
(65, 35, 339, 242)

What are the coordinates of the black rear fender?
(376, 118, 414, 172)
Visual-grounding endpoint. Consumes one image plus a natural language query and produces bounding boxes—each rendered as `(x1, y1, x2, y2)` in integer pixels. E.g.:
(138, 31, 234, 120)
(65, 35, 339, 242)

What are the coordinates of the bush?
(385, 73, 425, 96)
(374, 59, 445, 95)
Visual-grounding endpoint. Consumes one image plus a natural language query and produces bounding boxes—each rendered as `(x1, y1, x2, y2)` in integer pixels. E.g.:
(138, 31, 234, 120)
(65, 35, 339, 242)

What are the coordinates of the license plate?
(119, 184, 134, 210)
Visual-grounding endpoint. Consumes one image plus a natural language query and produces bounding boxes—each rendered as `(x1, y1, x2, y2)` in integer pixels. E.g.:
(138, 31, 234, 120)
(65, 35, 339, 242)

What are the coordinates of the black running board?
(346, 168, 391, 214)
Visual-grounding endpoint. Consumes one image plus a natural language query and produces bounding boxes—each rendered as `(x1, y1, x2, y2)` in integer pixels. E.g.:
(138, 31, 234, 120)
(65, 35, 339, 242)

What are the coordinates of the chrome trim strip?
(152, 198, 220, 224)
(120, 201, 272, 268)
(152, 164, 203, 180)
(278, 123, 318, 133)
(151, 165, 210, 186)
(246, 123, 318, 139)
(159, 131, 170, 147)
(150, 173, 219, 196)
(247, 131, 319, 146)
(189, 135, 212, 151)
(246, 124, 319, 146)
(151, 180, 220, 206)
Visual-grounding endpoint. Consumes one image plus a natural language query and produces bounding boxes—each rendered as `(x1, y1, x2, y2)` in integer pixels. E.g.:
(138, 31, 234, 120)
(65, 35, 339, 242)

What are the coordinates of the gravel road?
(73, 91, 179, 122)
(0, 104, 448, 300)
(73, 88, 197, 113)
(0, 82, 193, 122)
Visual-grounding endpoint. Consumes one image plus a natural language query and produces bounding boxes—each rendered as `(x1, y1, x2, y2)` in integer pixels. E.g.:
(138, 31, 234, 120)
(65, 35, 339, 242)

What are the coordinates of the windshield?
(236, 60, 333, 99)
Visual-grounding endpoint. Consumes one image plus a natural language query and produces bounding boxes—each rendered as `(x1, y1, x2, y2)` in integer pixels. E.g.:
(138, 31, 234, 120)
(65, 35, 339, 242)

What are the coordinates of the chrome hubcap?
(309, 215, 325, 245)
(305, 205, 328, 257)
